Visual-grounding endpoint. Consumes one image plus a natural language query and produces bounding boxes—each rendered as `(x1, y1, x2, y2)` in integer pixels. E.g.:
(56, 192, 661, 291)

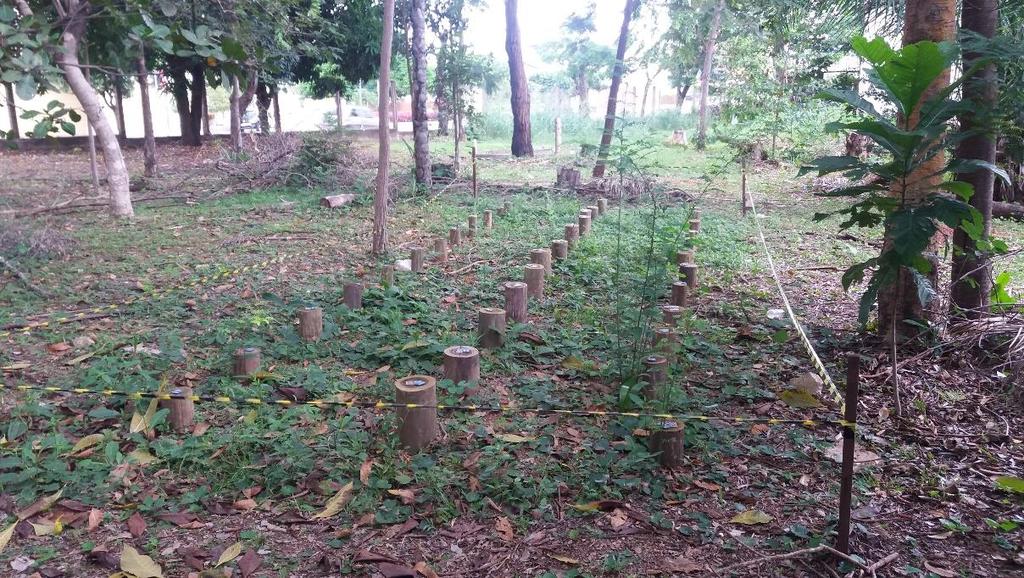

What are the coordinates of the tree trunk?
(170, 58, 206, 146)
(229, 75, 241, 151)
(238, 71, 257, 121)
(198, 70, 209, 139)
(256, 81, 272, 134)
(410, 0, 431, 187)
(951, 0, 998, 318)
(389, 79, 399, 136)
(136, 45, 157, 177)
(593, 0, 639, 178)
(696, 0, 725, 151)
(876, 0, 957, 337)
(272, 87, 281, 132)
(676, 83, 691, 112)
(334, 91, 343, 131)
(55, 4, 132, 217)
(576, 73, 589, 116)
(640, 75, 653, 117)
(505, 0, 533, 157)
(3, 82, 18, 138)
(113, 81, 126, 139)
(373, 0, 396, 255)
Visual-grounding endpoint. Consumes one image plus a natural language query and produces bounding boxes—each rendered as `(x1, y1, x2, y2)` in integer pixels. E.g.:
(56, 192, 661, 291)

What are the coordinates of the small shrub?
(288, 132, 351, 190)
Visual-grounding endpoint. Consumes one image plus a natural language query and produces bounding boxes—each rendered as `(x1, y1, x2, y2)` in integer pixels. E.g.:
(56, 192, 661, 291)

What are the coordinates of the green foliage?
(803, 37, 989, 324)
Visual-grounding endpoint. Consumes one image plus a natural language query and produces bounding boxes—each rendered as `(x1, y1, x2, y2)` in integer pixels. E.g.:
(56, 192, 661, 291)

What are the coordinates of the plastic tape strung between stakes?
(746, 194, 845, 412)
(0, 255, 290, 339)
(0, 382, 857, 430)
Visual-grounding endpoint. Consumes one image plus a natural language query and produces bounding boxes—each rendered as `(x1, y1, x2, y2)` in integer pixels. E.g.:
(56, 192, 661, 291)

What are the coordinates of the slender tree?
(593, 0, 639, 178)
(505, 0, 533, 157)
(410, 0, 431, 187)
(4, 83, 19, 138)
(876, 0, 957, 336)
(373, 0, 396, 254)
(136, 43, 157, 177)
(951, 0, 999, 317)
(695, 0, 724, 150)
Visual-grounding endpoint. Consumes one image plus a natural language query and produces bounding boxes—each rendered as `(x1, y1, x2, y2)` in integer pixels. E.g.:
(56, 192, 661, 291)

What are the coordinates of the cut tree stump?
(343, 282, 364, 309)
(556, 166, 581, 189)
(410, 246, 426, 273)
(298, 306, 323, 342)
(677, 250, 695, 265)
(650, 420, 684, 468)
(483, 210, 493, 228)
(443, 345, 480, 387)
(564, 224, 580, 248)
(671, 281, 689, 308)
(661, 305, 683, 325)
(478, 307, 507, 349)
(232, 346, 261, 378)
(524, 264, 545, 299)
(395, 375, 439, 451)
(653, 327, 678, 360)
(679, 263, 698, 291)
(449, 226, 462, 246)
(530, 248, 552, 274)
(381, 265, 395, 287)
(689, 218, 701, 233)
(578, 213, 592, 236)
(504, 281, 528, 323)
(319, 194, 356, 208)
(587, 205, 600, 220)
(597, 198, 608, 215)
(550, 239, 568, 260)
(642, 354, 668, 398)
(433, 238, 449, 262)
(162, 386, 194, 433)
(467, 215, 477, 239)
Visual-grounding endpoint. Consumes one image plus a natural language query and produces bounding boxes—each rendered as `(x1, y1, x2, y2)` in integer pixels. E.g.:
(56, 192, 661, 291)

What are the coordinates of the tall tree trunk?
(272, 87, 281, 132)
(54, 3, 132, 217)
(229, 75, 241, 151)
(676, 83, 690, 112)
(238, 71, 257, 121)
(505, 0, 533, 157)
(3, 82, 18, 138)
(113, 81, 126, 139)
(201, 89, 210, 138)
(410, 0, 431, 187)
(389, 79, 399, 136)
(256, 81, 272, 135)
(876, 0, 956, 337)
(334, 91, 343, 132)
(593, 0, 639, 178)
(436, 52, 449, 136)
(373, 0, 396, 255)
(136, 45, 157, 177)
(951, 0, 998, 318)
(640, 76, 652, 117)
(576, 73, 589, 116)
(696, 0, 725, 151)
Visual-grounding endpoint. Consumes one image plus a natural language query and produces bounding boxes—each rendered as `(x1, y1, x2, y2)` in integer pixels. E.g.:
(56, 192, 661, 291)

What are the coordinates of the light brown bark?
(593, 0, 639, 177)
(696, 0, 725, 150)
(136, 45, 157, 177)
(373, 0, 397, 254)
(411, 0, 431, 187)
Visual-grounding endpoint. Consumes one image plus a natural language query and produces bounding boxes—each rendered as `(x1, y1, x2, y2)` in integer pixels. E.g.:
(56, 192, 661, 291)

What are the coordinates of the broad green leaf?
(731, 510, 773, 525)
(851, 36, 897, 66)
(938, 181, 974, 201)
(995, 476, 1024, 493)
(66, 433, 105, 455)
(779, 389, 822, 409)
(127, 449, 158, 465)
(311, 481, 354, 519)
(120, 544, 164, 578)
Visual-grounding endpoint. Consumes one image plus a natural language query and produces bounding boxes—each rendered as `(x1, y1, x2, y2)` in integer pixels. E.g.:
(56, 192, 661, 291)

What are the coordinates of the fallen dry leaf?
(238, 548, 261, 578)
(661, 556, 703, 573)
(730, 510, 773, 525)
(120, 544, 163, 578)
(387, 488, 416, 505)
(693, 480, 721, 492)
(924, 561, 958, 578)
(546, 552, 579, 565)
(413, 561, 439, 578)
(359, 460, 374, 485)
(216, 542, 243, 567)
(312, 482, 354, 519)
(233, 498, 257, 511)
(87, 508, 103, 532)
(127, 512, 146, 538)
(494, 516, 514, 542)
(608, 509, 629, 529)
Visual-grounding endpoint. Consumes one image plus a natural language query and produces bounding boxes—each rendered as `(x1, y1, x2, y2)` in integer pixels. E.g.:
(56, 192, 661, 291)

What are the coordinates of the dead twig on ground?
(0, 254, 53, 298)
(714, 544, 868, 576)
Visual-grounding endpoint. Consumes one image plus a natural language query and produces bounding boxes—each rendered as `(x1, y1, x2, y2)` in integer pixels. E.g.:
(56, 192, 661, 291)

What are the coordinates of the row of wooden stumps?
(645, 209, 703, 469)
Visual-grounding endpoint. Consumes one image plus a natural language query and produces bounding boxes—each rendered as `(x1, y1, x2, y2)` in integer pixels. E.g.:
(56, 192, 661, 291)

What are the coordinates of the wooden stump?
(679, 263, 698, 291)
(661, 304, 683, 325)
(162, 386, 194, 433)
(578, 213, 592, 236)
(676, 250, 695, 266)
(692, 208, 702, 220)
(671, 281, 689, 308)
(587, 205, 600, 220)
(650, 420, 685, 468)
(449, 226, 462, 246)
(642, 354, 668, 397)
(478, 307, 507, 349)
(381, 265, 395, 288)
(232, 346, 261, 378)
(343, 282, 364, 309)
(564, 224, 580, 248)
(298, 306, 323, 342)
(530, 248, 552, 274)
(597, 198, 608, 215)
(467, 215, 477, 239)
(689, 219, 701, 233)
(433, 237, 449, 262)
(410, 246, 426, 273)
(550, 239, 568, 260)
(504, 281, 528, 323)
(653, 328, 678, 360)
(395, 375, 439, 451)
(556, 166, 581, 189)
(319, 194, 355, 208)
(483, 210, 493, 229)
(524, 264, 545, 299)
(503, 200, 512, 216)
(443, 345, 480, 386)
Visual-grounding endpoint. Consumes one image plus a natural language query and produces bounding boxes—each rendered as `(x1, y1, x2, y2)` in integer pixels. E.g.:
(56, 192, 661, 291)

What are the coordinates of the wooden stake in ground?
(504, 281, 528, 322)
(478, 307, 507, 349)
(650, 419, 684, 468)
(504, 200, 512, 215)
(641, 354, 668, 397)
(661, 304, 683, 325)
(433, 237, 449, 262)
(689, 218, 701, 234)
(232, 346, 261, 378)
(578, 212, 592, 236)
(838, 354, 861, 554)
(564, 224, 580, 248)
(449, 226, 462, 246)
(381, 265, 395, 287)
(467, 215, 477, 239)
(472, 140, 478, 200)
(524, 264, 545, 299)
(554, 116, 562, 156)
(298, 306, 323, 342)
(652, 327, 678, 360)
(550, 239, 568, 260)
(587, 205, 600, 220)
(343, 282, 364, 309)
(597, 198, 608, 215)
(163, 386, 194, 433)
(679, 262, 698, 291)
(443, 345, 480, 386)
(676, 249, 695, 266)
(671, 281, 689, 308)
(483, 210, 493, 229)
(395, 375, 439, 451)
(530, 248, 552, 274)
(410, 246, 426, 273)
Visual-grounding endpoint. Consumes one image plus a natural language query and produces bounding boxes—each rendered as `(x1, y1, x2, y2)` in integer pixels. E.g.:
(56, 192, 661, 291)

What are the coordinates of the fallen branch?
(447, 259, 492, 276)
(993, 201, 1024, 220)
(0, 255, 53, 298)
(715, 544, 868, 576)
